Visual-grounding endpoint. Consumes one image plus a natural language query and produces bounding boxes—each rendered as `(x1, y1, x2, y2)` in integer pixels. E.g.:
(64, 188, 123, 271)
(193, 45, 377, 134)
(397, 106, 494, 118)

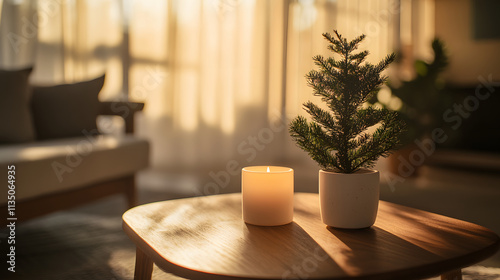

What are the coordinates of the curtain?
(1, 0, 409, 193)
(0, 0, 37, 69)
(0, 0, 123, 100)
(127, 0, 401, 174)
(129, 0, 294, 171)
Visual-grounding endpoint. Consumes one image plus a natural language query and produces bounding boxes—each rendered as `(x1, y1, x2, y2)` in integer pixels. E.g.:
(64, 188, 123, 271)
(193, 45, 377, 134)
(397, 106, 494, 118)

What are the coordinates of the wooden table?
(122, 193, 499, 280)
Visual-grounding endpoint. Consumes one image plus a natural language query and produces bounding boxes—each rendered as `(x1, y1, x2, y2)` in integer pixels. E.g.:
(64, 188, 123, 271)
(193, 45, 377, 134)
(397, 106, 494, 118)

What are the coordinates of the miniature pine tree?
(289, 30, 405, 173)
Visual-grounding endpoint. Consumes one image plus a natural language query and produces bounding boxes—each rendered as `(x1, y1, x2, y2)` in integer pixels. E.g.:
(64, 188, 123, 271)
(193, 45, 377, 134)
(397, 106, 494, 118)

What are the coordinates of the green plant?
(289, 30, 405, 173)
(381, 39, 449, 144)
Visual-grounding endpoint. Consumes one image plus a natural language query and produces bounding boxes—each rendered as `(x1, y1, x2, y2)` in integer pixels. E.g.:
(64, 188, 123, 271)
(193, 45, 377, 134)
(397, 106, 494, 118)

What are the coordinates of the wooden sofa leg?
(125, 176, 138, 208)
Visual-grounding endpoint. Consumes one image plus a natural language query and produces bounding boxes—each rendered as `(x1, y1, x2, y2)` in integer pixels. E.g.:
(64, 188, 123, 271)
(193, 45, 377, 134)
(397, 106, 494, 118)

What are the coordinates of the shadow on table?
(241, 222, 346, 279)
(327, 225, 450, 279)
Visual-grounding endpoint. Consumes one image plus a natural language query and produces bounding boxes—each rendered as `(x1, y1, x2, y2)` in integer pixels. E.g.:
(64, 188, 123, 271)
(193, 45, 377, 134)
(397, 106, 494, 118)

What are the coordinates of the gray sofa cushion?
(0, 135, 149, 204)
(0, 67, 35, 143)
(31, 75, 105, 140)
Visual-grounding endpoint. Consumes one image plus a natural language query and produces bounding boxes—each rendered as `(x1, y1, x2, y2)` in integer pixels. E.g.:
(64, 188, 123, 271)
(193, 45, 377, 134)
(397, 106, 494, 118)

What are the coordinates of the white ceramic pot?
(319, 169, 380, 229)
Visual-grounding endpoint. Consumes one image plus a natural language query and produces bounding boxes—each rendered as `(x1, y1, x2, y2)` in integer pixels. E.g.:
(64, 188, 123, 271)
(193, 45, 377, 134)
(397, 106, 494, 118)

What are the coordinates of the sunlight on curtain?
(36, 0, 123, 100)
(0, 0, 123, 100)
(0, 0, 37, 69)
(128, 0, 284, 169)
(126, 0, 400, 171)
(0, 0, 402, 174)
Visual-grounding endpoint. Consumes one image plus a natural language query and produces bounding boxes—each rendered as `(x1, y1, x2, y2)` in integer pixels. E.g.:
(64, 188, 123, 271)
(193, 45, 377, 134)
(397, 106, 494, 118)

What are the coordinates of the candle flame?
(267, 166, 270, 172)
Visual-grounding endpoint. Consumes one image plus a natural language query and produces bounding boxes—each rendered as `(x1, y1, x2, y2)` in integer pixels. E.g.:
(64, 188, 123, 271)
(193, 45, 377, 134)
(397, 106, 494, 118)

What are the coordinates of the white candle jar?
(242, 166, 294, 226)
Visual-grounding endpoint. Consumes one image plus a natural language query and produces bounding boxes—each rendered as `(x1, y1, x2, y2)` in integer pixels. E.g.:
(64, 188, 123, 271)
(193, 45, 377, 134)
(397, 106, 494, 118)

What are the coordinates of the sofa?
(0, 67, 149, 222)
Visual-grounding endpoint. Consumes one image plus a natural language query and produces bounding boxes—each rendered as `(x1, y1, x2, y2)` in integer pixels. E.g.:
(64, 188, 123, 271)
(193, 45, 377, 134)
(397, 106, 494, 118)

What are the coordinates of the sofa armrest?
(99, 101, 144, 134)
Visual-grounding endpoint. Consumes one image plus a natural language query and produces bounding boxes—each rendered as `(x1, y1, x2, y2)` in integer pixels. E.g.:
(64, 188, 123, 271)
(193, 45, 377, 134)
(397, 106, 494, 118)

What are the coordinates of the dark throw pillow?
(31, 75, 105, 140)
(0, 67, 36, 143)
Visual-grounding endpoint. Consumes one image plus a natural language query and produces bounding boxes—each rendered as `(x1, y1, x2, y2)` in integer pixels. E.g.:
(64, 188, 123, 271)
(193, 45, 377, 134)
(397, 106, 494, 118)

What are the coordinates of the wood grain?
(122, 193, 499, 280)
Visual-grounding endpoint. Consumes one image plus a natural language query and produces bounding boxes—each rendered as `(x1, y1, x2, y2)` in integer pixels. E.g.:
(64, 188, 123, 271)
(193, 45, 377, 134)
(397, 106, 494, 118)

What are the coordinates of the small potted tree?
(289, 30, 405, 229)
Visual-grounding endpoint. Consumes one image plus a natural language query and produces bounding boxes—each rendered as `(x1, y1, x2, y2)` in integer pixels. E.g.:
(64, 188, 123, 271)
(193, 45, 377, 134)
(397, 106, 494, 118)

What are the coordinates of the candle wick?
(267, 167, 270, 172)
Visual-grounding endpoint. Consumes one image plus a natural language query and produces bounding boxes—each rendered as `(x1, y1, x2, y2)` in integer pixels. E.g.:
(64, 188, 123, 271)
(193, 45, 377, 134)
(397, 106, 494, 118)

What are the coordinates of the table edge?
(122, 192, 500, 280)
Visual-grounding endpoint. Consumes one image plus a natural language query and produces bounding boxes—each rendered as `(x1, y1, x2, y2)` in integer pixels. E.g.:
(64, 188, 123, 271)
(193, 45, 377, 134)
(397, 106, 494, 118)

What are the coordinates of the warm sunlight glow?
(400, 0, 413, 46)
(129, 64, 168, 118)
(176, 71, 199, 132)
(377, 87, 392, 105)
(267, 166, 270, 172)
(129, 0, 168, 61)
(293, 0, 317, 31)
(388, 96, 403, 111)
(17, 137, 119, 161)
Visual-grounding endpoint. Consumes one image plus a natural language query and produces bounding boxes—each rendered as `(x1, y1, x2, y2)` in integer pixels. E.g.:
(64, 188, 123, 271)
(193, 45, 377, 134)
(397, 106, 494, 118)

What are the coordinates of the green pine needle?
(289, 30, 406, 173)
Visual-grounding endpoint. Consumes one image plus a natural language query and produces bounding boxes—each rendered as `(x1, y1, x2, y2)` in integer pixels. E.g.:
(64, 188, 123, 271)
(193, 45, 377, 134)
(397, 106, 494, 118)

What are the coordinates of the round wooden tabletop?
(122, 193, 499, 280)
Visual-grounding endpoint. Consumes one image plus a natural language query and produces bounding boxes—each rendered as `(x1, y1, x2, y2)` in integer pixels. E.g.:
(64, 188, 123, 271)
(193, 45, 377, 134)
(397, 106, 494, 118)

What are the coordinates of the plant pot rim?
(320, 168, 378, 175)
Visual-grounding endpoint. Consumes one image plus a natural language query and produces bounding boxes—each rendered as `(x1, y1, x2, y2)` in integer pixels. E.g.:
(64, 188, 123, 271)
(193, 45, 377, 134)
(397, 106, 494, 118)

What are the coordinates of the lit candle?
(242, 166, 294, 226)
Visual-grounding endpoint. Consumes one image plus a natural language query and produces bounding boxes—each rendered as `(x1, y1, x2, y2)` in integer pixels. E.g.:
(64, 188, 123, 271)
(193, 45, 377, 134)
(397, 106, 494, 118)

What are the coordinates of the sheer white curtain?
(127, 0, 401, 174)
(0, 0, 37, 69)
(0, 0, 123, 100)
(129, 0, 294, 171)
(0, 0, 405, 188)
